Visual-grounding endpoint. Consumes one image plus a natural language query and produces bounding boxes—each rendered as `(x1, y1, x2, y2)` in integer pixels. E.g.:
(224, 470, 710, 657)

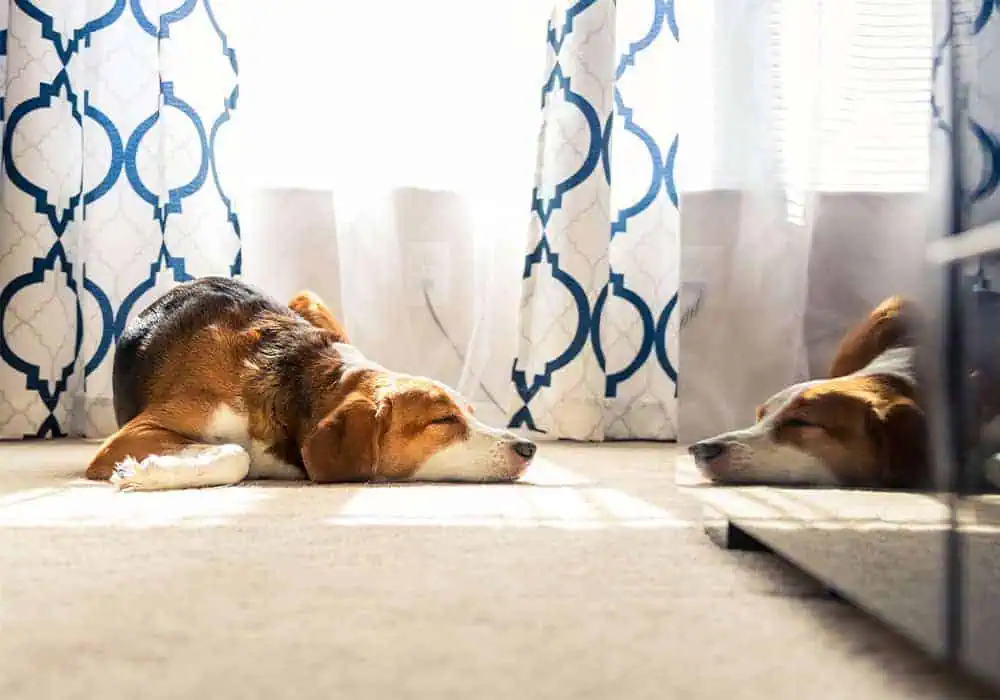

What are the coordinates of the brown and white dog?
(86, 277, 537, 491)
(689, 296, 928, 488)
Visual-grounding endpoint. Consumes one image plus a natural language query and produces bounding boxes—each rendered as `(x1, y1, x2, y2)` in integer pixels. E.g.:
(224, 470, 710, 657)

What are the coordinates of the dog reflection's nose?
(689, 441, 726, 462)
(511, 440, 537, 460)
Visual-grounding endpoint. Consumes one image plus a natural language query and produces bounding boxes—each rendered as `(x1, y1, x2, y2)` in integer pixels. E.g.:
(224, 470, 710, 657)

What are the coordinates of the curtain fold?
(0, 1, 241, 438)
(512, 0, 681, 441)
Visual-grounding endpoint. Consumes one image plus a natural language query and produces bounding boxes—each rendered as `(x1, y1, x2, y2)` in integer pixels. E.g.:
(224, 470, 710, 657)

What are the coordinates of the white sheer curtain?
(677, 0, 933, 440)
(235, 1, 549, 429)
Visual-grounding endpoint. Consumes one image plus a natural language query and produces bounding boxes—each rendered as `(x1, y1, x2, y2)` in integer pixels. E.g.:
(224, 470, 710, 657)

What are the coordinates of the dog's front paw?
(109, 444, 251, 492)
(110, 455, 167, 492)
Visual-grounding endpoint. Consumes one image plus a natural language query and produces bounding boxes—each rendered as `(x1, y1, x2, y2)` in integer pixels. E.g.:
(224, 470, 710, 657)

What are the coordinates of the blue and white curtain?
(0, 1, 240, 439)
(512, 0, 680, 441)
(935, 1, 1000, 231)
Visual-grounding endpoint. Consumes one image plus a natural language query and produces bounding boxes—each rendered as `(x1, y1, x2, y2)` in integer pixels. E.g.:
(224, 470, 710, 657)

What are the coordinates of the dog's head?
(301, 373, 536, 483)
(688, 374, 928, 488)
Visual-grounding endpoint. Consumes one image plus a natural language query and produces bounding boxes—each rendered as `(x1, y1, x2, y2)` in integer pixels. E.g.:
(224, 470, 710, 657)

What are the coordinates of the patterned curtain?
(512, 0, 680, 441)
(935, 0, 1000, 232)
(0, 1, 240, 439)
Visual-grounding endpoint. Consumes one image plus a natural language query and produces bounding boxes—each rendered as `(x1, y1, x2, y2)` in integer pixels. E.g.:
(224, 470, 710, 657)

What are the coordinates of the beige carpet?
(0, 441, 985, 699)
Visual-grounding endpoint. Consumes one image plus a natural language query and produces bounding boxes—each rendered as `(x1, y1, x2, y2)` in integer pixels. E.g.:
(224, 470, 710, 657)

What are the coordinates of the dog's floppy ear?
(302, 396, 384, 482)
(874, 398, 928, 488)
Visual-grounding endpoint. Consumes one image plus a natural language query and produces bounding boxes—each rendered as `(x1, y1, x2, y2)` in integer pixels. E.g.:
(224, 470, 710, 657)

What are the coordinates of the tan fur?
(87, 421, 195, 480)
(761, 375, 926, 487)
(376, 381, 472, 478)
(288, 290, 350, 342)
(86, 321, 251, 480)
(696, 295, 928, 488)
(87, 289, 480, 484)
(828, 295, 913, 378)
(298, 371, 473, 482)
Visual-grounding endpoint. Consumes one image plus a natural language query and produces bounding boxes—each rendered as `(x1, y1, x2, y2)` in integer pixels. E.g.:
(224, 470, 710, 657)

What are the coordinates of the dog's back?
(113, 277, 290, 427)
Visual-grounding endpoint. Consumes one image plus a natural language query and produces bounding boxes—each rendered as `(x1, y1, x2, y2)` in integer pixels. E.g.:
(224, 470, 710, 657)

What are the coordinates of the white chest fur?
(204, 404, 306, 480)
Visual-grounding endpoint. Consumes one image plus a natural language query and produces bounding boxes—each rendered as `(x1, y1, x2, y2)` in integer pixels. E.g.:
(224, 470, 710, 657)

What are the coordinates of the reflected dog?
(689, 296, 928, 488)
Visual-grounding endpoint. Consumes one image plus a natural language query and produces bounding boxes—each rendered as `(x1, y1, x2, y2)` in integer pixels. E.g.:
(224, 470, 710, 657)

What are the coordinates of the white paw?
(110, 444, 251, 492)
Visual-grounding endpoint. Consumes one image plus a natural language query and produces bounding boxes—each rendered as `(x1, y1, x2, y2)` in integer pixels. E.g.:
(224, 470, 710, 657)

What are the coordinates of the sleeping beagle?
(689, 296, 928, 488)
(87, 277, 537, 491)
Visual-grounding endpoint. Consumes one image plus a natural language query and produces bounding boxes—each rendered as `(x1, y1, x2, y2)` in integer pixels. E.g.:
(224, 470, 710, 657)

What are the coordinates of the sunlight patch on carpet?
(0, 457, 694, 530)
(0, 481, 273, 528)
(326, 459, 693, 529)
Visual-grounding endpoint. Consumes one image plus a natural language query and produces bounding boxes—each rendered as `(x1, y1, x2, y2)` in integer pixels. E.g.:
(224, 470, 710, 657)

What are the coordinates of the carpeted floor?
(0, 440, 986, 699)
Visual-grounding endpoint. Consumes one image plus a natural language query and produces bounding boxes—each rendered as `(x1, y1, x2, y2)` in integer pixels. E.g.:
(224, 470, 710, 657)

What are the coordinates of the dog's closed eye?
(781, 417, 818, 429)
(429, 415, 461, 426)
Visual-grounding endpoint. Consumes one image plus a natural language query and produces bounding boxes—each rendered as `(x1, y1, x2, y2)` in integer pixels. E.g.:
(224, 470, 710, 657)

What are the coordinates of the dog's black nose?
(512, 440, 537, 460)
(689, 441, 726, 462)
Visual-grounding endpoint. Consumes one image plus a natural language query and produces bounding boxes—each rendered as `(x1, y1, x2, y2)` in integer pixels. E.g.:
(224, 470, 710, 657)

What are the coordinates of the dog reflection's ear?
(301, 396, 383, 483)
(875, 398, 928, 488)
(829, 296, 913, 378)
